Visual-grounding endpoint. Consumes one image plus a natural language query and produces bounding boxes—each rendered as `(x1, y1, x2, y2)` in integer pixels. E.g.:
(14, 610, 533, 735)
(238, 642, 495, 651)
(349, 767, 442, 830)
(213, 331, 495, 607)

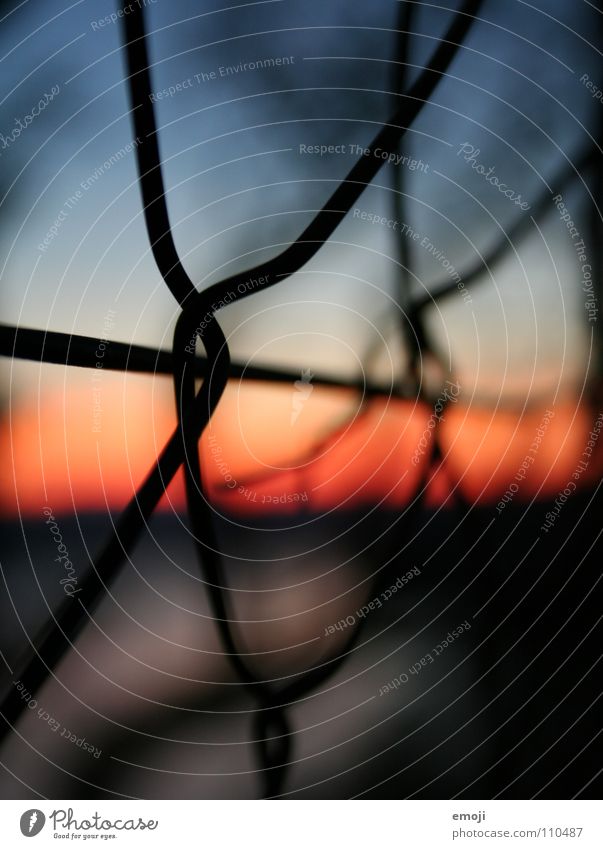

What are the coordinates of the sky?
(0, 0, 601, 514)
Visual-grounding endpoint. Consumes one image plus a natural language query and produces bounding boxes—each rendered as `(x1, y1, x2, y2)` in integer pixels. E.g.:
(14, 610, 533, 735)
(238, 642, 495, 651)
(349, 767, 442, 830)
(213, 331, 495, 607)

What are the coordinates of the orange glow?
(1, 372, 601, 518)
(0, 372, 184, 516)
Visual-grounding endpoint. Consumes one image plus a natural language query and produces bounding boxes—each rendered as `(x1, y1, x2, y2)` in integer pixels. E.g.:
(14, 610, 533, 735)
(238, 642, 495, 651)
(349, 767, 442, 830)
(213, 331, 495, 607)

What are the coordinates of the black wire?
(192, 0, 483, 315)
(0, 323, 408, 397)
(392, 0, 426, 384)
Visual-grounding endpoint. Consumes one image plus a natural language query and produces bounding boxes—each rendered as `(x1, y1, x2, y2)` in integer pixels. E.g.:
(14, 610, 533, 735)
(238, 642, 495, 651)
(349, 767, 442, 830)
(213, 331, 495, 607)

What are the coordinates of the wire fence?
(2, 0, 600, 798)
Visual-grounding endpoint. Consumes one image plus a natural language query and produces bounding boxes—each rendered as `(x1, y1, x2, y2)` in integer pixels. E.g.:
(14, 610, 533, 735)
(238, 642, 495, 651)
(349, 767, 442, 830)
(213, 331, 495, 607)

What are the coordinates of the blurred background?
(0, 0, 601, 798)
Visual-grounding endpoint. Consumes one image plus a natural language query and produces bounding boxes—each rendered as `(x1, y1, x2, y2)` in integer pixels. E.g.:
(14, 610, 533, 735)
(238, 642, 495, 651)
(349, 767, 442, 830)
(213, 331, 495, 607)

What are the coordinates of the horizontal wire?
(0, 323, 406, 397)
